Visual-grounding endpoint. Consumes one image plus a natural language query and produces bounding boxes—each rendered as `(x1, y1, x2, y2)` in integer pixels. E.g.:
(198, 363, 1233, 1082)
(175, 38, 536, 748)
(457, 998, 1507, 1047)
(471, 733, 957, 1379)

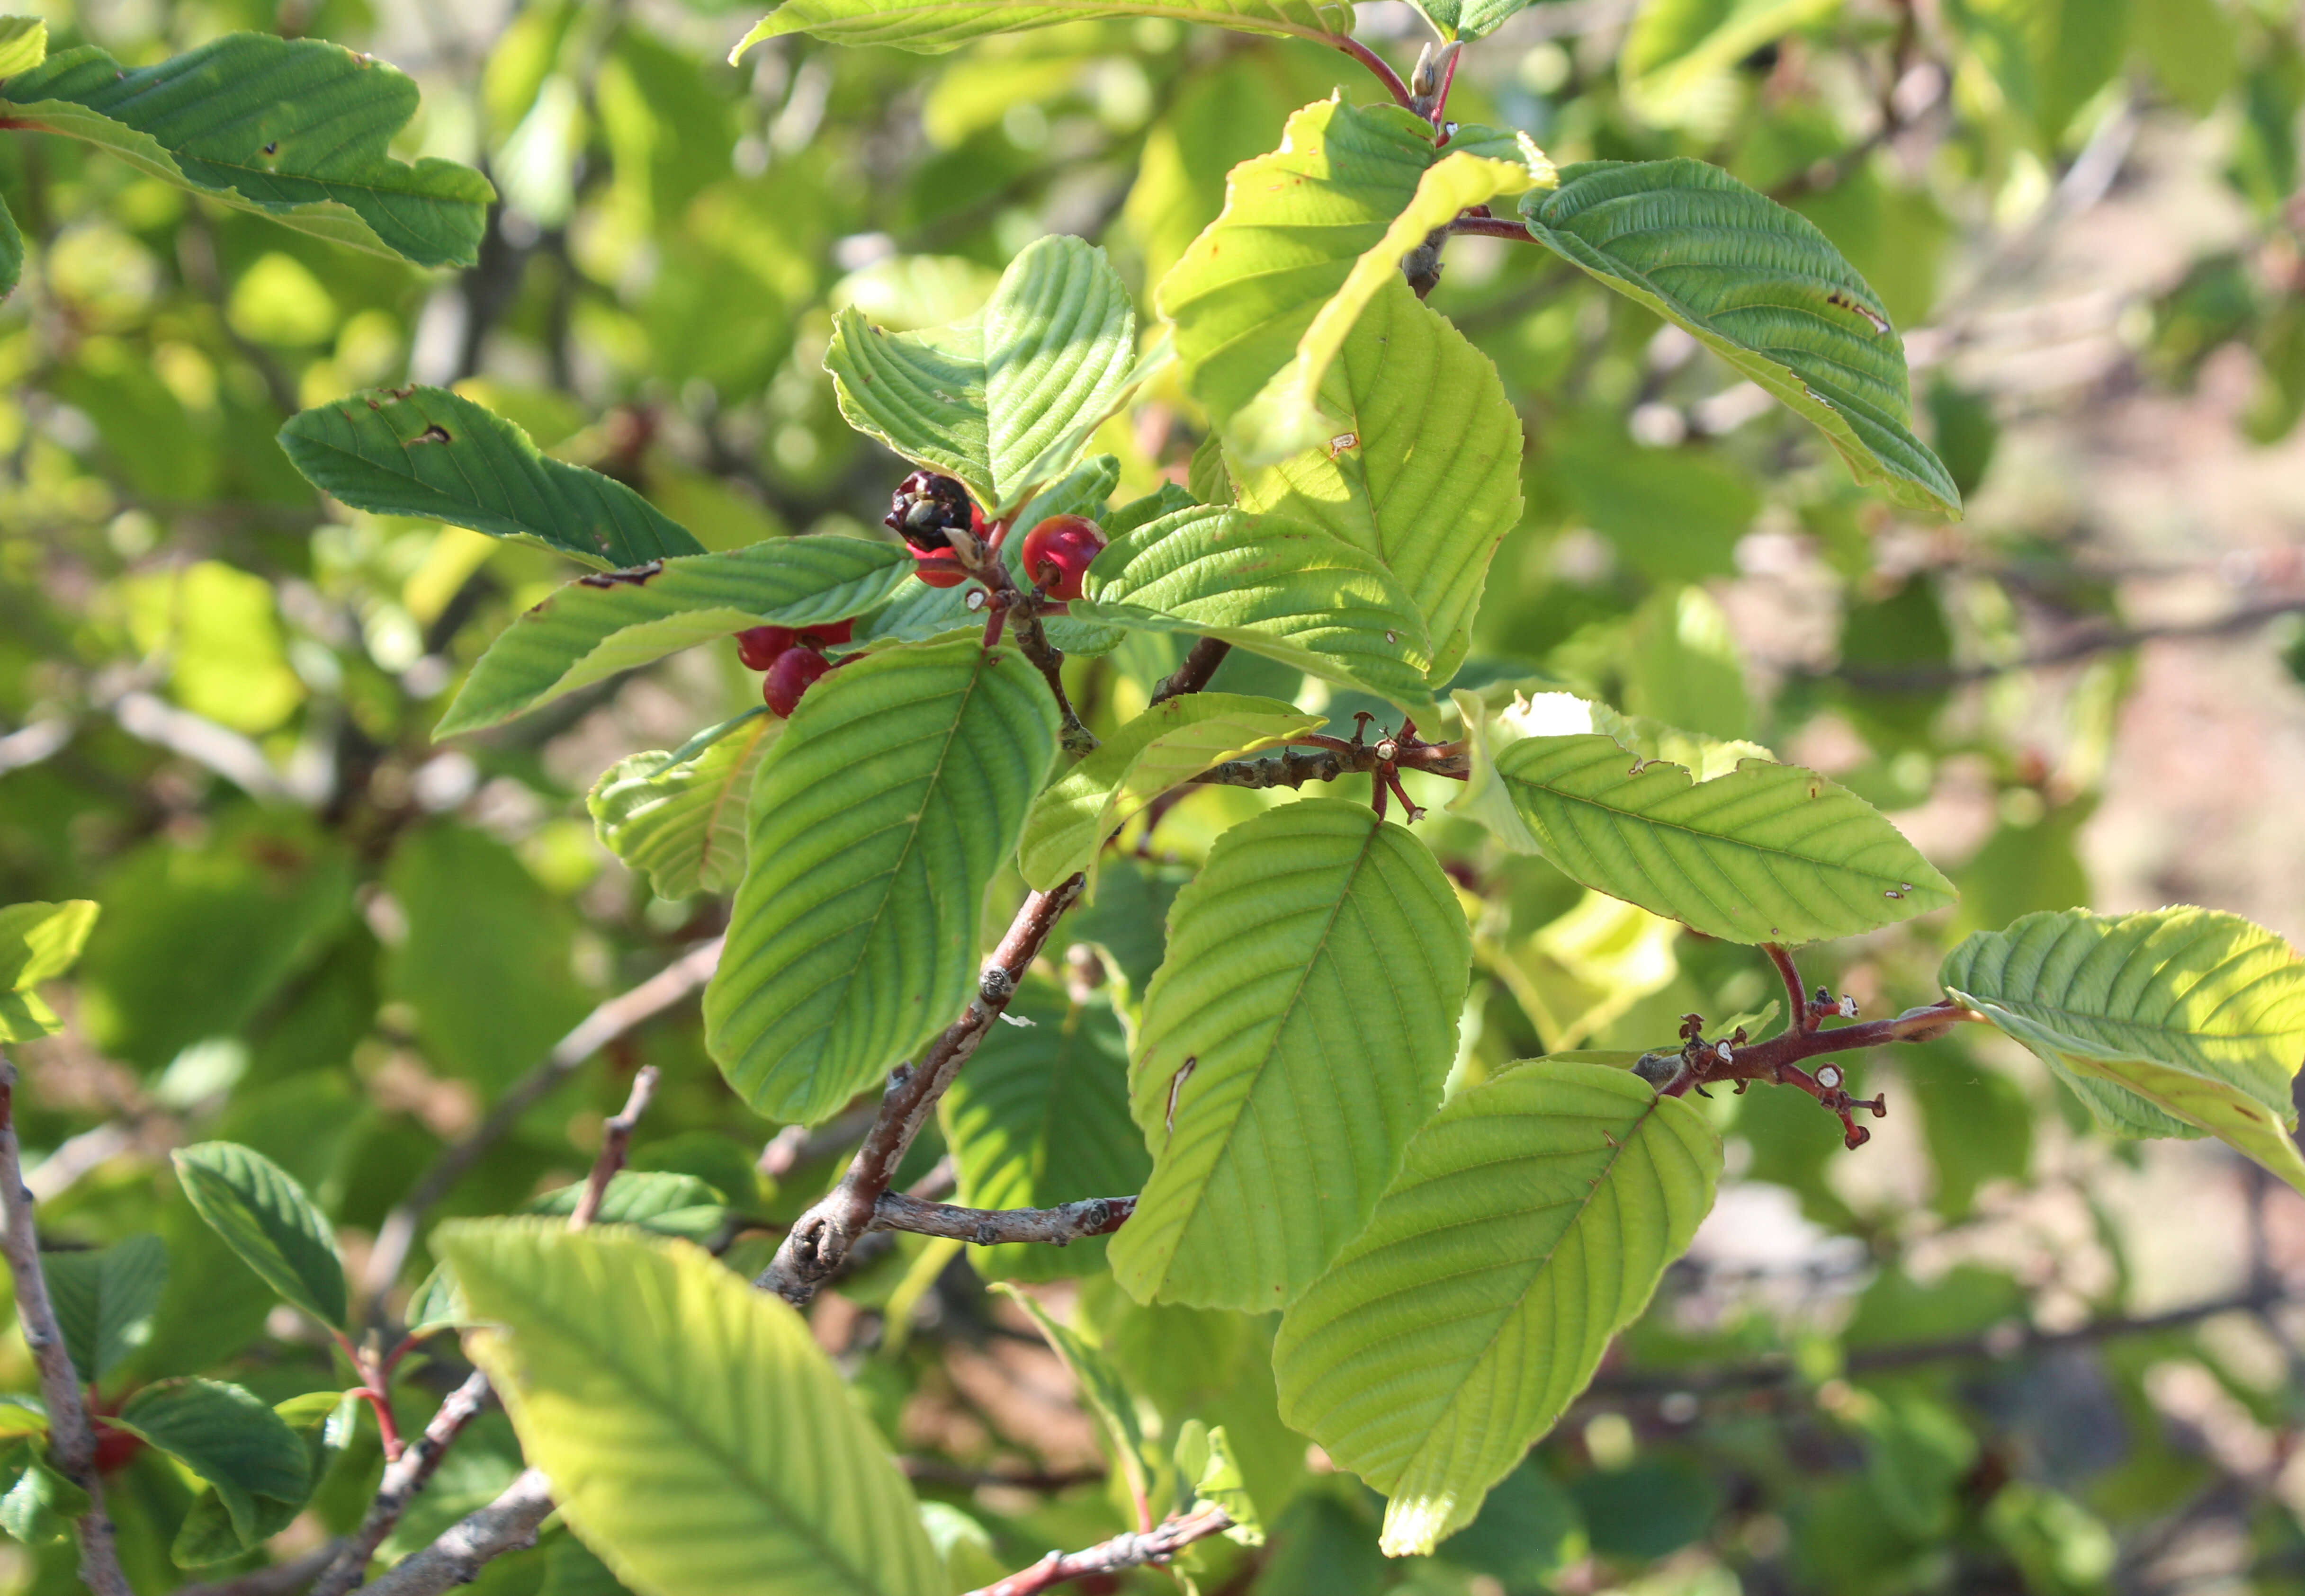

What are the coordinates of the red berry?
(1020, 515, 1108, 602)
(92, 1420, 143, 1475)
(799, 617, 854, 647)
(735, 626, 798, 671)
(762, 647, 833, 717)
(884, 470, 979, 553)
(912, 550, 969, 588)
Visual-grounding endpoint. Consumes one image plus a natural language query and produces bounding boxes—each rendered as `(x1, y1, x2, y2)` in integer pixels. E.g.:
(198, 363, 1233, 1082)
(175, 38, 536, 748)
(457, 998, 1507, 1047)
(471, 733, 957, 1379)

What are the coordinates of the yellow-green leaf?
(733, 0, 1352, 56)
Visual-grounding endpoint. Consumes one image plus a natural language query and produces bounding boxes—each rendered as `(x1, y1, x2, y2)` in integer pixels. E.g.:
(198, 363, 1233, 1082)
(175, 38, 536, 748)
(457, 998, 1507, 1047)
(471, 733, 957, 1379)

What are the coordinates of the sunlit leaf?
(591, 717, 780, 901)
(170, 1142, 347, 1328)
(1622, 0, 1841, 125)
(0, 17, 45, 76)
(0, 900, 98, 1043)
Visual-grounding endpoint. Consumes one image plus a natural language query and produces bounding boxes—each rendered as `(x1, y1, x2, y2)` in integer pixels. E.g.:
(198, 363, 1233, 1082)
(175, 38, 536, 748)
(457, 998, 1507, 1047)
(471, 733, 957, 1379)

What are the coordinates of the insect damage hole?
(413, 423, 452, 445)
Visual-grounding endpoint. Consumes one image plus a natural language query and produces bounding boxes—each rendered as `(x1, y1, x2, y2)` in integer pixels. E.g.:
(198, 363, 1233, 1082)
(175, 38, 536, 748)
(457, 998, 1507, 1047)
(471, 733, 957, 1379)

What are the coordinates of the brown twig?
(0, 1056, 134, 1596)
(955, 525, 1097, 755)
(363, 938, 722, 1302)
(753, 876, 1090, 1305)
(571, 1066, 661, 1229)
(1192, 743, 1469, 791)
(308, 1371, 496, 1596)
(1763, 944, 1815, 1034)
(351, 1469, 556, 1596)
(1447, 214, 1534, 242)
(964, 1506, 1237, 1596)
(871, 1192, 1136, 1247)
(1148, 637, 1232, 705)
(176, 1541, 352, 1596)
(1821, 593, 2305, 693)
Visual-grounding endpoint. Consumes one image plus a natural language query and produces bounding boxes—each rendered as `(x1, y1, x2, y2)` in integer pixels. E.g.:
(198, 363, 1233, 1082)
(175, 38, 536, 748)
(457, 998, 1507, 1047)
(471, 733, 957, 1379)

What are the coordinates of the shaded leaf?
(733, 0, 1352, 55)
(0, 34, 491, 267)
(705, 640, 1061, 1123)
(0, 195, 17, 303)
(1111, 801, 1470, 1311)
(590, 717, 780, 901)
(442, 1220, 943, 1596)
(995, 1284, 1160, 1518)
(278, 386, 705, 571)
(170, 1142, 347, 1327)
(43, 1234, 167, 1384)
(1274, 1061, 1721, 1552)
(117, 1379, 308, 1544)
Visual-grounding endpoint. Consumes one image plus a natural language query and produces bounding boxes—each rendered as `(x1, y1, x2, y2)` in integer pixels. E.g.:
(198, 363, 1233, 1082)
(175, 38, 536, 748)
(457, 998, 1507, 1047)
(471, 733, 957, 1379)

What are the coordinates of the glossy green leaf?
(1018, 692, 1321, 890)
(590, 717, 780, 901)
(0, 34, 492, 267)
(1941, 907, 2305, 1190)
(0, 900, 98, 1043)
(171, 1393, 344, 1568)
(439, 538, 911, 734)
(1111, 801, 1470, 1311)
(170, 1141, 347, 1328)
(118, 1379, 308, 1543)
(1075, 506, 1435, 706)
(0, 17, 45, 75)
(1227, 277, 1524, 685)
(278, 387, 705, 571)
(733, 0, 1352, 55)
(1230, 143, 1553, 464)
(44, 1234, 167, 1384)
(1451, 690, 1953, 944)
(994, 1284, 1160, 1518)
(0, 1445, 87, 1545)
(939, 981, 1147, 1281)
(1517, 159, 1960, 516)
(1274, 1061, 1721, 1553)
(825, 236, 1139, 516)
(706, 640, 1061, 1123)
(442, 1220, 943, 1596)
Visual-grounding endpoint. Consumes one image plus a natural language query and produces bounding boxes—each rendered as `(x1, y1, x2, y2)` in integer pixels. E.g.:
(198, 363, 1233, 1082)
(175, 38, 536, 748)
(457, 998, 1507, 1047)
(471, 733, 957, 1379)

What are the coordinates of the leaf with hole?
(117, 1379, 308, 1545)
(1074, 506, 1435, 707)
(1274, 1061, 1722, 1553)
(439, 537, 909, 734)
(0, 900, 98, 1043)
(442, 1220, 943, 1596)
(1517, 159, 1959, 516)
(1941, 907, 2305, 1191)
(591, 718, 780, 902)
(732, 0, 1352, 55)
(939, 981, 1147, 1282)
(1450, 690, 1952, 944)
(1018, 693, 1321, 891)
(170, 1141, 347, 1328)
(44, 1233, 167, 1384)
(278, 387, 705, 572)
(0, 33, 492, 267)
(1110, 801, 1470, 1311)
(705, 640, 1060, 1124)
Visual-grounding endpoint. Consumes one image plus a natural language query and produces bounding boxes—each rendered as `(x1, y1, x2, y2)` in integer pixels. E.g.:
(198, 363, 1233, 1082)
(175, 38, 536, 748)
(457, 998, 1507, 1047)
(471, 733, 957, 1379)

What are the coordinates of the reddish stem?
(1764, 944, 1814, 1034)
(1336, 37, 1416, 109)
(1447, 214, 1534, 241)
(1428, 45, 1460, 130)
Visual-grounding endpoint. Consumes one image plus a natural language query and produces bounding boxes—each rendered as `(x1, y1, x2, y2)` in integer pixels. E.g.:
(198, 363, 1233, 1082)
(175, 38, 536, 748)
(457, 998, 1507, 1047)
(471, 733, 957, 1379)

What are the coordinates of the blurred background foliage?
(5, 0, 2305, 1591)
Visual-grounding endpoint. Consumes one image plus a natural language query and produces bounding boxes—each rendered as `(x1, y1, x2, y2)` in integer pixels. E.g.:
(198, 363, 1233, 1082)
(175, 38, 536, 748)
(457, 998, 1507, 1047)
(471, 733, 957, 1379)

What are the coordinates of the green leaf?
(0, 34, 492, 268)
(117, 1379, 308, 1543)
(706, 640, 1061, 1124)
(525, 1172, 733, 1242)
(441, 1220, 944, 1596)
(825, 236, 1140, 516)
(0, 17, 45, 75)
(1229, 143, 1553, 464)
(1175, 1422, 1265, 1543)
(1622, 0, 1841, 126)
(0, 900, 98, 1043)
(0, 1445, 87, 1545)
(1161, 98, 1439, 436)
(172, 1391, 337, 1573)
(1018, 693, 1322, 891)
(439, 538, 912, 734)
(733, 0, 1352, 55)
(1273, 1061, 1722, 1553)
(1450, 690, 1953, 945)
(43, 1234, 167, 1384)
(1111, 801, 1470, 1311)
(1517, 159, 1960, 516)
(404, 1264, 472, 1337)
(994, 1285, 1161, 1518)
(1226, 277, 1524, 686)
(1941, 907, 2305, 1191)
(170, 1142, 347, 1328)
(0, 194, 18, 304)
(1075, 506, 1435, 707)
(939, 981, 1148, 1282)
(277, 387, 706, 571)
(591, 718, 780, 901)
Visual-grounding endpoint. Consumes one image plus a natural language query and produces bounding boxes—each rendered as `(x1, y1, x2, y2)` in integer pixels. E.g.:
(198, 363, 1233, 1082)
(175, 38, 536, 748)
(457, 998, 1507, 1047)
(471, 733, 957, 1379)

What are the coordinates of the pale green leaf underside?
(1229, 278, 1524, 687)
(0, 35, 491, 268)
(1076, 505, 1435, 706)
(1453, 701, 1952, 944)
(733, 0, 1352, 55)
(0, 900, 98, 1043)
(444, 1222, 943, 1596)
(0, 17, 46, 76)
(1231, 144, 1552, 465)
(1161, 97, 1438, 432)
(824, 236, 1139, 515)
(1018, 693, 1321, 891)
(170, 1142, 347, 1328)
(704, 641, 1060, 1124)
(590, 717, 781, 901)
(278, 387, 704, 572)
(1941, 907, 2305, 1189)
(1274, 1061, 1721, 1553)
(941, 983, 1147, 1282)
(1111, 801, 1470, 1311)
(1518, 159, 1959, 516)
(439, 538, 913, 734)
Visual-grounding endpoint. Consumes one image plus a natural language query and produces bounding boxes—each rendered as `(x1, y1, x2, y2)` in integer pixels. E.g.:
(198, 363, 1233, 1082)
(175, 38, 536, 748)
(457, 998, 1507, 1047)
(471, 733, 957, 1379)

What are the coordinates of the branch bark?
(307, 1370, 495, 1596)
(1148, 637, 1232, 705)
(571, 1065, 661, 1229)
(176, 1540, 352, 1596)
(871, 1191, 1136, 1247)
(964, 1506, 1237, 1596)
(0, 1055, 134, 1596)
(754, 874, 1088, 1305)
(1191, 744, 1469, 790)
(352, 1470, 556, 1596)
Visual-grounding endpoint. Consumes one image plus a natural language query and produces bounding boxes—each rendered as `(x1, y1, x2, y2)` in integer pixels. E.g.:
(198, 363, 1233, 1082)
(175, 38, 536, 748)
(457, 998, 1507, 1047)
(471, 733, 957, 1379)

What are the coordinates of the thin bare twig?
(363, 938, 722, 1301)
(352, 1469, 556, 1596)
(964, 1506, 1237, 1596)
(0, 1056, 134, 1596)
(871, 1192, 1136, 1247)
(1192, 744, 1469, 791)
(571, 1066, 661, 1229)
(1335, 37, 1414, 108)
(176, 1540, 352, 1596)
(308, 1371, 495, 1596)
(1821, 593, 2305, 693)
(1148, 638, 1232, 705)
